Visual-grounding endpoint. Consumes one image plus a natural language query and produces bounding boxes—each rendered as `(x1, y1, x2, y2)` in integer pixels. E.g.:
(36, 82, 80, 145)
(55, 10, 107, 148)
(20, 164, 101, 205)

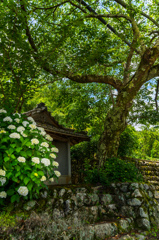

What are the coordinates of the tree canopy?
(1, 0, 159, 89)
(1, 0, 159, 163)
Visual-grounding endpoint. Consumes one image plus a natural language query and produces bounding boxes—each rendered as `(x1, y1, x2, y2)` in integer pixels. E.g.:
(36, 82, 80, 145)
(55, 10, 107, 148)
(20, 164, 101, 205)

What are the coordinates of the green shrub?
(0, 108, 60, 205)
(136, 127, 159, 159)
(84, 157, 143, 185)
(151, 140, 159, 158)
(71, 139, 98, 162)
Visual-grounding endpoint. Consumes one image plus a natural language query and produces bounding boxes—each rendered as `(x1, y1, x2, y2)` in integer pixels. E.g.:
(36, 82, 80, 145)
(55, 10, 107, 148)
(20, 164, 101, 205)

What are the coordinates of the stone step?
(139, 163, 159, 167)
(139, 165, 159, 169)
(143, 179, 159, 185)
(140, 169, 159, 174)
(142, 175, 159, 180)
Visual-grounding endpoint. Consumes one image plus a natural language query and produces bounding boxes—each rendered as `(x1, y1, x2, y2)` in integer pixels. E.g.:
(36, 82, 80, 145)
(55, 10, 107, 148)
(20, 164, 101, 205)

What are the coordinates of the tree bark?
(97, 91, 132, 167)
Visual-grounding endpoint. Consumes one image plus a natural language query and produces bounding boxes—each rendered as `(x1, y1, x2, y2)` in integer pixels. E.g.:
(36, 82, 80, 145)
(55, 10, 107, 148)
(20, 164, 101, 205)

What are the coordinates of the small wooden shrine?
(24, 103, 89, 184)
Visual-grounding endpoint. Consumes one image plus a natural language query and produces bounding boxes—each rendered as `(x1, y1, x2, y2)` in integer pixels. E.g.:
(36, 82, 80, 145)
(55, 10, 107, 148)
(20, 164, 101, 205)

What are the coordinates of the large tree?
(1, 0, 159, 165)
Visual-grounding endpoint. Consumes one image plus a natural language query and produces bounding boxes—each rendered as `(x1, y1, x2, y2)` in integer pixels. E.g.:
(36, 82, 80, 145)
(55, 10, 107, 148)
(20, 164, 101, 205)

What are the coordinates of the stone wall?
(123, 157, 159, 190)
(4, 183, 159, 240)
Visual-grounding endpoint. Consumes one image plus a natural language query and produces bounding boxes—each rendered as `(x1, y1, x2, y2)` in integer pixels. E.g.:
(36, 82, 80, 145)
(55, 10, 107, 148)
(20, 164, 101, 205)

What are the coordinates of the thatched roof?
(24, 103, 90, 145)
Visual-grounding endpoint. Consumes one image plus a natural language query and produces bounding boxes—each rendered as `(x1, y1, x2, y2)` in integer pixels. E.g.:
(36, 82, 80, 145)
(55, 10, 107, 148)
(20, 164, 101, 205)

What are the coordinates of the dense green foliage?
(26, 80, 112, 135)
(134, 127, 159, 159)
(84, 158, 143, 185)
(71, 126, 159, 167)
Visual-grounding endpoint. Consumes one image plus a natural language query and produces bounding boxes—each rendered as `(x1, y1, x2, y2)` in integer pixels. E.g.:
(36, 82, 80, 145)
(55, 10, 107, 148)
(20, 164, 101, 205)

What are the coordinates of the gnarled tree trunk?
(97, 45, 159, 166)
(97, 91, 132, 167)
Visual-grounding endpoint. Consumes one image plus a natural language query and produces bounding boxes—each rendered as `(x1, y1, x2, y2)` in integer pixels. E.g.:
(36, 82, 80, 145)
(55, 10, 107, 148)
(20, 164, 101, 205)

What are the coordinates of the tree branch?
(32, 0, 87, 14)
(123, 16, 143, 82)
(99, 61, 123, 67)
(32, 1, 69, 11)
(114, 0, 159, 28)
(65, 72, 123, 90)
(85, 14, 131, 22)
(147, 64, 159, 81)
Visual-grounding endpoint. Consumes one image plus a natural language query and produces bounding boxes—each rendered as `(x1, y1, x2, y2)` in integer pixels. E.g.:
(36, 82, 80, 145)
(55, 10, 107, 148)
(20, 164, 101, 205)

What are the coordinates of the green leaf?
(25, 142, 31, 147)
(10, 154, 16, 159)
(37, 171, 44, 176)
(6, 148, 14, 155)
(15, 172, 21, 177)
(27, 182, 33, 191)
(26, 150, 33, 157)
(16, 147, 22, 153)
(10, 144, 16, 148)
(6, 172, 12, 178)
(7, 189, 15, 196)
(16, 166, 21, 171)
(1, 138, 8, 143)
(24, 166, 31, 170)
(4, 156, 10, 162)
(20, 151, 27, 157)
(24, 177, 30, 185)
(11, 194, 19, 203)
(12, 177, 18, 182)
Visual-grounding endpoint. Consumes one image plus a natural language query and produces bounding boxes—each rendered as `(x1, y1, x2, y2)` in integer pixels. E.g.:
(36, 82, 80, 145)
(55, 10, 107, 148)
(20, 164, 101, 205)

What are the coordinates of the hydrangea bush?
(0, 109, 60, 204)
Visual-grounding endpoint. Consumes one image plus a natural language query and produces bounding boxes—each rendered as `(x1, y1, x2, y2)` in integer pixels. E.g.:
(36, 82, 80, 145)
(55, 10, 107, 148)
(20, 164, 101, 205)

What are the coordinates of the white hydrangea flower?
(50, 153, 56, 159)
(41, 158, 50, 166)
(0, 109, 7, 113)
(21, 132, 27, 137)
(17, 186, 29, 196)
(8, 125, 16, 130)
(54, 171, 61, 177)
(51, 147, 59, 153)
(31, 138, 39, 145)
(27, 116, 35, 122)
(3, 116, 12, 122)
(32, 157, 40, 164)
(40, 131, 46, 136)
(29, 124, 36, 129)
(17, 157, 26, 163)
(52, 161, 59, 167)
(45, 134, 53, 141)
(22, 121, 29, 127)
(0, 177, 6, 186)
(14, 118, 20, 123)
(9, 133, 21, 139)
(49, 178, 54, 182)
(37, 127, 45, 132)
(13, 113, 21, 117)
(40, 176, 46, 181)
(17, 126, 25, 132)
(0, 191, 7, 198)
(0, 130, 6, 134)
(41, 142, 49, 148)
(39, 147, 46, 153)
(0, 169, 6, 176)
